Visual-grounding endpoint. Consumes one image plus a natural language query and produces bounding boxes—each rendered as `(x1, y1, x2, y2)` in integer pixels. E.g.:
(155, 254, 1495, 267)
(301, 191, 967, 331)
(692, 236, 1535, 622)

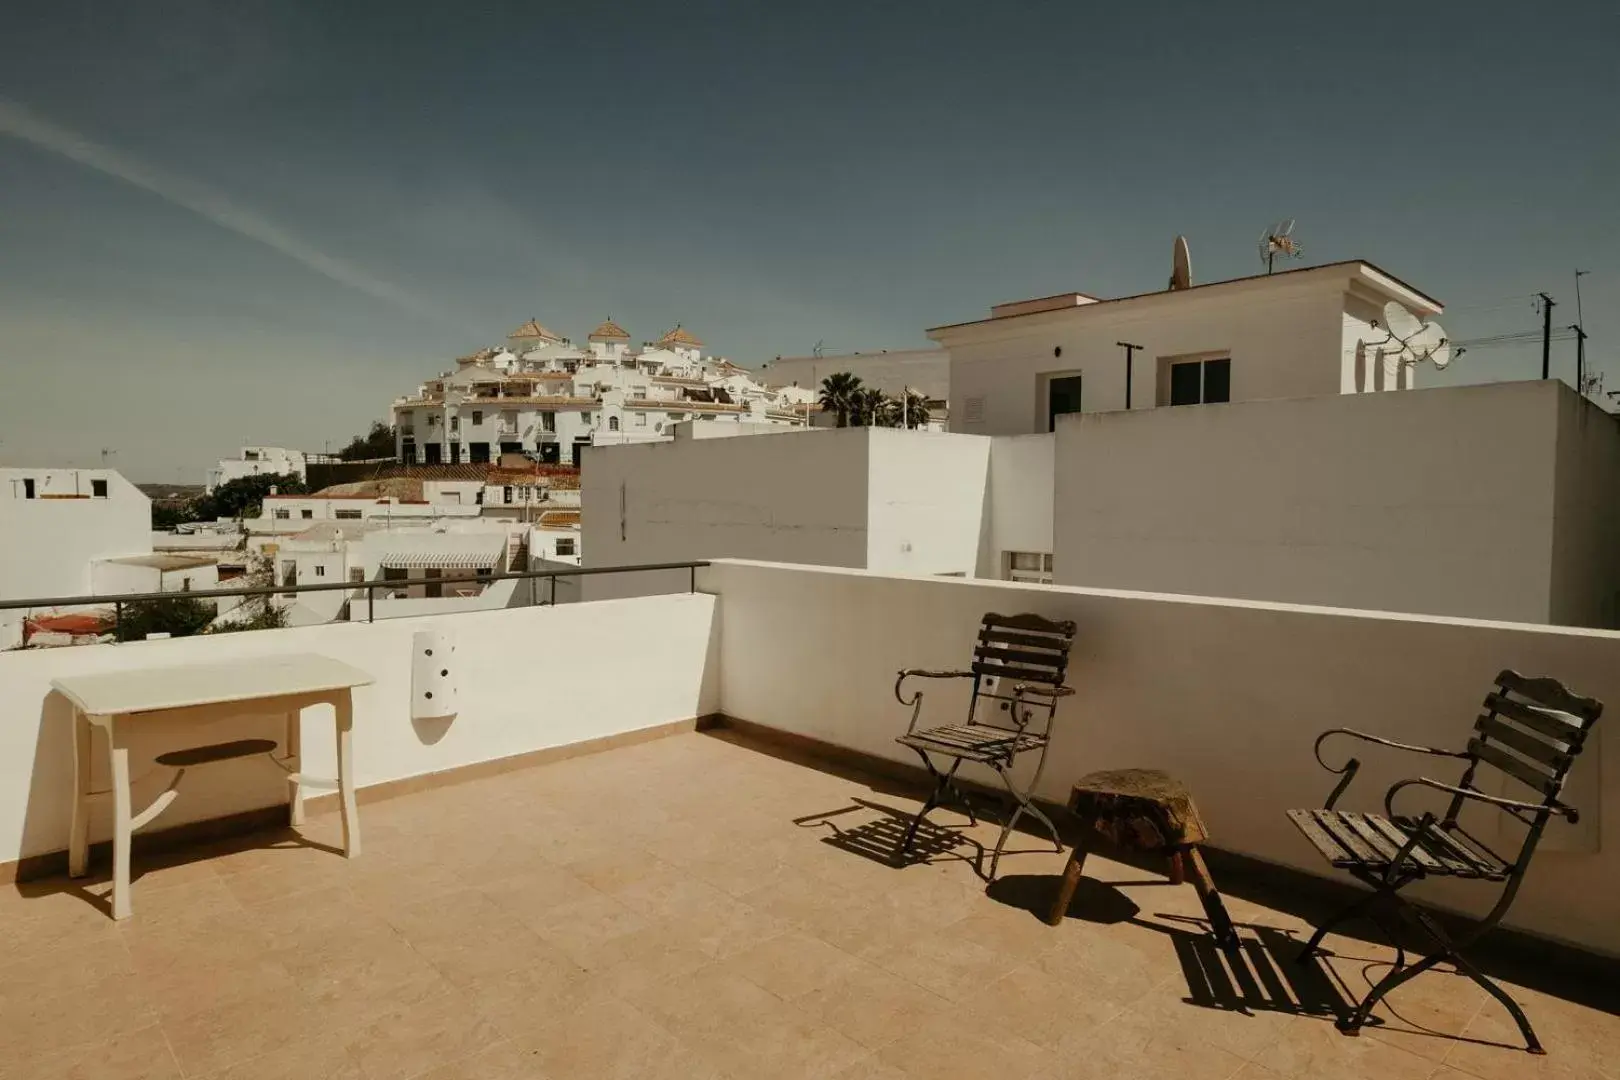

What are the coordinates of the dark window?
(1047, 374, 1083, 432)
(91, 479, 108, 498)
(23, 478, 35, 499)
(301, 509, 314, 519)
(424, 443, 442, 465)
(469, 443, 490, 463)
(450, 442, 462, 464)
(1169, 362, 1202, 406)
(1204, 358, 1231, 404)
(1169, 358, 1231, 407)
(556, 538, 576, 556)
(504, 485, 514, 504)
(335, 508, 363, 520)
(472, 410, 483, 425)
(425, 567, 443, 599)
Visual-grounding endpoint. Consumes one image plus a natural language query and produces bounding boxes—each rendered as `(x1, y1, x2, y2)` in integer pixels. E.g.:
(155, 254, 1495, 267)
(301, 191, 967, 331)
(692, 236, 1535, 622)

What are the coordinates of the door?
(540, 443, 560, 465)
(450, 442, 462, 464)
(1047, 374, 1083, 432)
(571, 441, 588, 467)
(424, 443, 442, 465)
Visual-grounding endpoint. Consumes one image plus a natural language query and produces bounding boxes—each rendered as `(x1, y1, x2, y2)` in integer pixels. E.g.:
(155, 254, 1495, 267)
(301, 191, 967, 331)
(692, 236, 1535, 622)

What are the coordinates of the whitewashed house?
(393, 320, 811, 468)
(206, 446, 307, 492)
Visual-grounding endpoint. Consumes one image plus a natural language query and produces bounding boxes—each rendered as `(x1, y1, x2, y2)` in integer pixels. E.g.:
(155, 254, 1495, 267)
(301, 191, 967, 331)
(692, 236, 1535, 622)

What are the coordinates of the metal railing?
(0, 561, 710, 633)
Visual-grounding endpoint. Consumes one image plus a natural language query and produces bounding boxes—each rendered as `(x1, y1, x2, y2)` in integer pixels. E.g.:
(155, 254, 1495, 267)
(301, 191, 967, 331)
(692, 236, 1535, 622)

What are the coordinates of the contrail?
(0, 98, 440, 320)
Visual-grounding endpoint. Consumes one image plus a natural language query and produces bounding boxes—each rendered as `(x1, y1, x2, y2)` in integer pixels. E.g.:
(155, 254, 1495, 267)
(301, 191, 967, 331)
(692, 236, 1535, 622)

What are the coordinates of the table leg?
(107, 718, 133, 920)
(286, 707, 304, 826)
(68, 710, 92, 878)
(1046, 841, 1090, 927)
(334, 691, 360, 857)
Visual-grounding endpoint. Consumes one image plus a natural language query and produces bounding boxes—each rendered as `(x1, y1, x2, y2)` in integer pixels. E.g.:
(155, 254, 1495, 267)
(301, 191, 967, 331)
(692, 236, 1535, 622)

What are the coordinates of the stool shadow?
(987, 872, 1141, 925)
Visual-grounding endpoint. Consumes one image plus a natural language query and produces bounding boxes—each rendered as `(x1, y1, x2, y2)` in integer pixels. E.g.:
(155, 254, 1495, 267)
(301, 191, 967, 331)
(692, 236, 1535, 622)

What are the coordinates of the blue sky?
(1, 0, 1615, 479)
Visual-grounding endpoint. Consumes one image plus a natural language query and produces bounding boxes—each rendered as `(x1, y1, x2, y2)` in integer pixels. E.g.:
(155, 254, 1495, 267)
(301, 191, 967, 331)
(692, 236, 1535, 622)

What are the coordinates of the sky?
(1, 1, 1616, 480)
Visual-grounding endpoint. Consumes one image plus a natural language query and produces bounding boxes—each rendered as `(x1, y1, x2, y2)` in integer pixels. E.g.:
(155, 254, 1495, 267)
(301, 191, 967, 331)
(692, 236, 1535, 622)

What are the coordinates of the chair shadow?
(794, 798, 979, 870)
(1154, 918, 1357, 1021)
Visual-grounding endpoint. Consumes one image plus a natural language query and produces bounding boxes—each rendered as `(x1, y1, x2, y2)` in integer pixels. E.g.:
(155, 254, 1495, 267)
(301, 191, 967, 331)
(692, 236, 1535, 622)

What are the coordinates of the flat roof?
(97, 553, 220, 572)
(926, 260, 1444, 335)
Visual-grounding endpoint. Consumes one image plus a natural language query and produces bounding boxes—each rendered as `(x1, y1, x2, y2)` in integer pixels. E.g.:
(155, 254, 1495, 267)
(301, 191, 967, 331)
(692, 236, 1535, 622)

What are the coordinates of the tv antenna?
(1259, 219, 1301, 274)
(812, 339, 824, 359)
(1371, 301, 1453, 372)
(1169, 235, 1192, 290)
(99, 447, 117, 468)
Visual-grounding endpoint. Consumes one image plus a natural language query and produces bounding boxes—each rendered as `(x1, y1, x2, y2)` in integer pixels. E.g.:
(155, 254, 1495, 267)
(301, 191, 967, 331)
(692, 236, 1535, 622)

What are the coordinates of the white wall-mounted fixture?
(411, 629, 459, 720)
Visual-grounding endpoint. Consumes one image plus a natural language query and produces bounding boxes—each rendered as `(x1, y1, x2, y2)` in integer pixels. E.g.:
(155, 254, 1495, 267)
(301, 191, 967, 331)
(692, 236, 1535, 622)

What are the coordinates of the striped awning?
(378, 537, 504, 571)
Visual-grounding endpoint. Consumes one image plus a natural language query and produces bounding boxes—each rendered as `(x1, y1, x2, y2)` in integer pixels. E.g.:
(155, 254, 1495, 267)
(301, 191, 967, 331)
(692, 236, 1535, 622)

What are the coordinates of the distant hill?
(138, 483, 205, 501)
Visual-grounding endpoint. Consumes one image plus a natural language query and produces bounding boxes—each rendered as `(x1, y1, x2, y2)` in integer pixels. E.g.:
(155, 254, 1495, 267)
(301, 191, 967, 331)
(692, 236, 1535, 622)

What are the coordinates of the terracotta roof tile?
(588, 318, 631, 341)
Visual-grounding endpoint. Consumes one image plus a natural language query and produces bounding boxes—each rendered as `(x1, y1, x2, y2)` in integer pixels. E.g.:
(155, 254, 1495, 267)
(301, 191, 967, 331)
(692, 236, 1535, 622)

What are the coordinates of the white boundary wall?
(702, 559, 1620, 957)
(0, 594, 717, 867)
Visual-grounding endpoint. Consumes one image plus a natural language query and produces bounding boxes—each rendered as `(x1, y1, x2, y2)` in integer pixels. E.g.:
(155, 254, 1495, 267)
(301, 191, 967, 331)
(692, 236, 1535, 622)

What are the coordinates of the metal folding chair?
(893, 612, 1077, 879)
(1286, 670, 1602, 1053)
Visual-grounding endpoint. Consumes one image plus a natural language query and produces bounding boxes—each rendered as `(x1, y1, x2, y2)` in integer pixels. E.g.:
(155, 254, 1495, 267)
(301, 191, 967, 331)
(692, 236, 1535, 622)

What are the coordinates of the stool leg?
(1047, 842, 1089, 927)
(1183, 846, 1238, 954)
(1167, 849, 1186, 886)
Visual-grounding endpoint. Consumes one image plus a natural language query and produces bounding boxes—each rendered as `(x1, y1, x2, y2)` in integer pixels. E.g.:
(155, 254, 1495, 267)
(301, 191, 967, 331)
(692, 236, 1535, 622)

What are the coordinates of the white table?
(51, 653, 374, 920)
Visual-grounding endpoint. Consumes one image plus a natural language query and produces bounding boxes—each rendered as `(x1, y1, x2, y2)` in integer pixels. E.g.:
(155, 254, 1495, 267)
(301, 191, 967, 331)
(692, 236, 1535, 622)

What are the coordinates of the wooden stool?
(1046, 768, 1238, 952)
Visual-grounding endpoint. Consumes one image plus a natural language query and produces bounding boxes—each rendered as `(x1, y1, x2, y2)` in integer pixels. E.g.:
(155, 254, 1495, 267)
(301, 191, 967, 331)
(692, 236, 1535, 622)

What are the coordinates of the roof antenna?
(812, 339, 824, 359)
(1258, 219, 1302, 274)
(1169, 236, 1192, 290)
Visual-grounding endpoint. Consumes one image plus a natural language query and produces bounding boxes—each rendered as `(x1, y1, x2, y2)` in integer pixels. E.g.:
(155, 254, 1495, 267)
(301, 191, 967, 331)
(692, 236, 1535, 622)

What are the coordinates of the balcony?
(1, 561, 1617, 1078)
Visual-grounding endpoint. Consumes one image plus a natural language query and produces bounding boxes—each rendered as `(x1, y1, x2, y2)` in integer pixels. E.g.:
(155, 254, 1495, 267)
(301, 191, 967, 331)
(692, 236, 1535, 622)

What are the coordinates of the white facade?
(0, 469, 153, 646)
(1052, 379, 1620, 627)
(931, 261, 1443, 437)
(206, 446, 307, 493)
(393, 321, 810, 468)
(247, 495, 483, 539)
(580, 379, 1620, 629)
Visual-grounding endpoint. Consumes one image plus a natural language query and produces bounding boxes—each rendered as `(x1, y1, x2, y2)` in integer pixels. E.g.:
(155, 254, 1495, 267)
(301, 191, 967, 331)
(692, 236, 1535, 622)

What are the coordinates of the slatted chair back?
(968, 613, 1076, 730)
(1464, 670, 1602, 812)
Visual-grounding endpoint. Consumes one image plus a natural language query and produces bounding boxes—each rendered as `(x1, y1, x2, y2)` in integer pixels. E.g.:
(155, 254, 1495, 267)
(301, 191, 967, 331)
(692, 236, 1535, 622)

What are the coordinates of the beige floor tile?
(458, 955, 595, 1043)
(1249, 1014, 1440, 1080)
(0, 971, 158, 1061)
(967, 963, 1129, 1051)
(868, 925, 1022, 1004)
(721, 928, 865, 1001)
(193, 1039, 366, 1080)
(340, 989, 505, 1080)
(514, 997, 713, 1080)
(873, 1011, 1052, 1080)
(0, 1023, 180, 1080)
(408, 1040, 551, 1079)
(160, 989, 331, 1078)
(829, 1056, 916, 1080)
(797, 960, 956, 1052)
(278, 926, 450, 1027)
(0, 932, 135, 1005)
(1439, 1009, 1612, 1080)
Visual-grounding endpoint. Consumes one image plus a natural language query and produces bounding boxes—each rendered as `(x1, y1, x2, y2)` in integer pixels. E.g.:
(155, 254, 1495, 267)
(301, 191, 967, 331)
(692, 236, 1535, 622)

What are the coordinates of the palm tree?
(899, 391, 930, 429)
(819, 372, 863, 427)
(851, 387, 896, 427)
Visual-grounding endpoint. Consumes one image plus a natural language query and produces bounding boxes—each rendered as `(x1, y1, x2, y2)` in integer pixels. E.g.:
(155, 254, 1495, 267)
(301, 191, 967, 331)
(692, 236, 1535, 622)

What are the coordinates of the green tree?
(339, 421, 397, 461)
(151, 501, 199, 529)
(196, 472, 307, 521)
(851, 387, 896, 428)
(818, 372, 864, 428)
(899, 391, 930, 429)
(115, 596, 216, 642)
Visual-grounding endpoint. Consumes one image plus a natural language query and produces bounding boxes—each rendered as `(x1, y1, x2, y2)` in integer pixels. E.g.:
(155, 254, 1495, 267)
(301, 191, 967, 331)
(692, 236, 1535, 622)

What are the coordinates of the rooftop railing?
(0, 560, 708, 633)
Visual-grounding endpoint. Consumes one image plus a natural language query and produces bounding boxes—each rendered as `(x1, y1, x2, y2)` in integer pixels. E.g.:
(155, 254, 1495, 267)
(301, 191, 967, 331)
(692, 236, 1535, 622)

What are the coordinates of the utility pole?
(1539, 294, 1555, 380)
(1573, 325, 1589, 395)
(1116, 342, 1144, 409)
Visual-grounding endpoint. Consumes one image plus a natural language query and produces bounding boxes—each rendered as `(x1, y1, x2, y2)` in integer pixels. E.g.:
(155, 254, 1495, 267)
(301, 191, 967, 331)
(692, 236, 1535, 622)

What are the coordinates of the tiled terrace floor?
(1, 730, 1615, 1080)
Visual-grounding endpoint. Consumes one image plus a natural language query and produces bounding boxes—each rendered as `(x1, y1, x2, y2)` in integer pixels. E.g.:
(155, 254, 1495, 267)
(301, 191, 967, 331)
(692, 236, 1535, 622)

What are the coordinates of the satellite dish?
(1170, 236, 1192, 290)
(1380, 301, 1423, 342)
(1427, 339, 1452, 370)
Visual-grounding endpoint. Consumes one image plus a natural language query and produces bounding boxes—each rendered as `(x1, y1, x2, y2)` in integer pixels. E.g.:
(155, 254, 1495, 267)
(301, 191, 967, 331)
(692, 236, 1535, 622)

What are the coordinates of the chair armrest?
(1385, 776, 1580, 825)
(894, 669, 974, 706)
(1313, 728, 1471, 810)
(1014, 684, 1074, 699)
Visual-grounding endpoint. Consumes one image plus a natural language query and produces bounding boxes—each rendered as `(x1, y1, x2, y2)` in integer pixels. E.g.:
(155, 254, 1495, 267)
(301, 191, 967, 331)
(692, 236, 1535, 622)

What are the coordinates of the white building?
(931, 260, 1442, 435)
(0, 468, 154, 647)
(206, 446, 307, 493)
(393, 320, 811, 468)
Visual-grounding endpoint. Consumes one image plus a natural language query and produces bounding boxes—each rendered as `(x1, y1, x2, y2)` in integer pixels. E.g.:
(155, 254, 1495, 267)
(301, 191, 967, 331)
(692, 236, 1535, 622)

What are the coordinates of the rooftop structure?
(0, 560, 1616, 1077)
(205, 446, 307, 494)
(930, 259, 1447, 436)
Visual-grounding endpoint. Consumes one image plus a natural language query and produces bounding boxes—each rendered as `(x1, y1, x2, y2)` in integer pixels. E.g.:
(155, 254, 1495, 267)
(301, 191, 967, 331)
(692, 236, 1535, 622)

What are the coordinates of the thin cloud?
(0, 98, 442, 321)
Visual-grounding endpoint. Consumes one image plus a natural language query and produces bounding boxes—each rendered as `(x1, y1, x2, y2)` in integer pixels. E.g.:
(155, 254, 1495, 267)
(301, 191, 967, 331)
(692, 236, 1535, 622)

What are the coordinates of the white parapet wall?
(700, 558, 1620, 958)
(0, 593, 718, 871)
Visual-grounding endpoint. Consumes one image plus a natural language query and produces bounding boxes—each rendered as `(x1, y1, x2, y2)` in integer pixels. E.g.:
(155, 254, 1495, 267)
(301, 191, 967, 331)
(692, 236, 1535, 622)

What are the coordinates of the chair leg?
(1046, 842, 1089, 926)
(1298, 886, 1382, 963)
(898, 754, 966, 860)
(1405, 905, 1544, 1054)
(987, 760, 1057, 880)
(1339, 950, 1447, 1036)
